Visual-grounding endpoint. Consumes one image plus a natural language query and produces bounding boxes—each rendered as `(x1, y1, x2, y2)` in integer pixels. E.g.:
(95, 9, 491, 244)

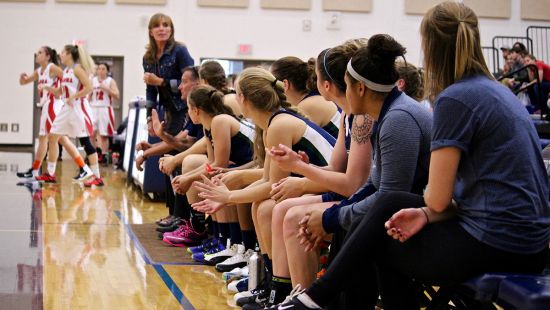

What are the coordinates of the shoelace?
(280, 284, 305, 305)
(172, 221, 190, 234)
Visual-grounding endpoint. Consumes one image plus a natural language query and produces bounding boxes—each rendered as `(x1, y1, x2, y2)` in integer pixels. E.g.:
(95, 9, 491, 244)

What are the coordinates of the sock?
(270, 276, 293, 304)
(83, 165, 93, 174)
(75, 156, 85, 168)
(90, 164, 100, 178)
(263, 254, 273, 290)
(47, 162, 57, 176)
(241, 230, 257, 250)
(219, 223, 230, 245)
(191, 215, 205, 233)
(173, 194, 191, 219)
(32, 159, 41, 171)
(211, 220, 219, 239)
(297, 293, 322, 309)
(229, 222, 242, 245)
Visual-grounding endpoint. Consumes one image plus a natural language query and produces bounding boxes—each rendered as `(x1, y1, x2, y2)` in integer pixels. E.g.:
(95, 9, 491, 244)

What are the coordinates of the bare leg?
(272, 196, 322, 278)
(251, 201, 267, 254)
(284, 202, 333, 288)
(99, 136, 110, 154)
(47, 134, 61, 164)
(36, 135, 49, 163)
(237, 203, 253, 230)
(256, 199, 276, 257)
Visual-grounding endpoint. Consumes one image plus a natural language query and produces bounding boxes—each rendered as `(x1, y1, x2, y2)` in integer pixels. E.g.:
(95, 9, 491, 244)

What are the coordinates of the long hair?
(396, 61, 424, 101)
(188, 85, 235, 118)
(348, 34, 406, 92)
(42, 46, 59, 66)
(64, 44, 95, 75)
(143, 13, 177, 64)
(271, 56, 317, 93)
(316, 38, 367, 93)
(199, 61, 230, 94)
(237, 67, 296, 167)
(421, 1, 493, 100)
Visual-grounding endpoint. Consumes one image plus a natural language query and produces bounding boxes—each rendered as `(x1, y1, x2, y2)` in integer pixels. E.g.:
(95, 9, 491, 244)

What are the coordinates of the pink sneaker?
(163, 222, 207, 247)
(162, 220, 190, 238)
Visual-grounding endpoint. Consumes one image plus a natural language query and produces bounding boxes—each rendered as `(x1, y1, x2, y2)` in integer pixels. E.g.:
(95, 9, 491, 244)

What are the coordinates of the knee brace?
(79, 137, 96, 156)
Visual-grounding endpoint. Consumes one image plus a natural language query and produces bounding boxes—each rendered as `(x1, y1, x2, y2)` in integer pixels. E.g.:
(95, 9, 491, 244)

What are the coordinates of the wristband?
(420, 208, 430, 224)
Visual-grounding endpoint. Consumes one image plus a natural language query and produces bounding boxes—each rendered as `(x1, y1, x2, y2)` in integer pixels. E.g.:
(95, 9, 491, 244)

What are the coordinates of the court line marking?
(114, 211, 196, 310)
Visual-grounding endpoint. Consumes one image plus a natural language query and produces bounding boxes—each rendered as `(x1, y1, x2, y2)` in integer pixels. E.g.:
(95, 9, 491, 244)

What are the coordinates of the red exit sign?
(238, 44, 252, 55)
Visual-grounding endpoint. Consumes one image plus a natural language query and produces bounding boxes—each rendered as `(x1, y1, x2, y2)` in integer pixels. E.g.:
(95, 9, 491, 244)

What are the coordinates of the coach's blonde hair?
(421, 1, 493, 100)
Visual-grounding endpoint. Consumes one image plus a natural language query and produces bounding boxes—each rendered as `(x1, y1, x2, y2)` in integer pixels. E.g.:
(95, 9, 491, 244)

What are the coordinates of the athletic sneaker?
(84, 176, 104, 187)
(163, 222, 207, 247)
(227, 276, 249, 293)
(204, 241, 238, 266)
(216, 245, 254, 272)
(192, 241, 226, 264)
(16, 168, 34, 178)
(73, 167, 93, 182)
(264, 285, 318, 310)
(223, 266, 249, 282)
(236, 287, 270, 307)
(156, 215, 175, 226)
(187, 237, 221, 255)
(35, 173, 56, 183)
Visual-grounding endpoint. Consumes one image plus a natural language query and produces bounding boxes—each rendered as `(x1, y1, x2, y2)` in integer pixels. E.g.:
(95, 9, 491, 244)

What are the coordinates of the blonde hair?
(64, 44, 96, 75)
(237, 67, 296, 167)
(421, 1, 493, 100)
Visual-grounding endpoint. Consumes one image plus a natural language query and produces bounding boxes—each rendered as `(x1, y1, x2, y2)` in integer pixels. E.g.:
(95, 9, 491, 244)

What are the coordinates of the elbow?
(424, 194, 449, 213)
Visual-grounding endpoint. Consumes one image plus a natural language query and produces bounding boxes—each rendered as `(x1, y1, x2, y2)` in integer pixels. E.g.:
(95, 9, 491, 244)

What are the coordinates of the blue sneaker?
(192, 241, 225, 263)
(187, 237, 220, 254)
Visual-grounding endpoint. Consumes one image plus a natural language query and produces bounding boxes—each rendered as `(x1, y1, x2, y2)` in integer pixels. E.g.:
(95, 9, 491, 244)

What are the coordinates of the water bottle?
(248, 248, 263, 291)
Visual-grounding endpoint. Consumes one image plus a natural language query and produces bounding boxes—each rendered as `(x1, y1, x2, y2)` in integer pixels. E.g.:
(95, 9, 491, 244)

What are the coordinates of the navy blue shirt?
(143, 43, 194, 112)
(432, 75, 550, 254)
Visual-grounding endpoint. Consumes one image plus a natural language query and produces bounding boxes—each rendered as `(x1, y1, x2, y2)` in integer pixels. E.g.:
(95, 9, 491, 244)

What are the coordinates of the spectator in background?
(524, 54, 550, 114)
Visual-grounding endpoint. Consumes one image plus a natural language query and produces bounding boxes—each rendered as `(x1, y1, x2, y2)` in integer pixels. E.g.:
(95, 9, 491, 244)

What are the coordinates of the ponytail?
(77, 45, 96, 75)
(42, 46, 59, 66)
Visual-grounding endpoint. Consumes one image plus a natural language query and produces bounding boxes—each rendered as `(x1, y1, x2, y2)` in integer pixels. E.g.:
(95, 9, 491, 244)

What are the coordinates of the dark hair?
(199, 61, 230, 94)
(98, 62, 110, 72)
(42, 46, 59, 66)
(188, 85, 235, 118)
(317, 38, 367, 93)
(144, 13, 179, 64)
(348, 34, 406, 89)
(396, 62, 424, 101)
(513, 41, 527, 52)
(271, 56, 317, 93)
(183, 65, 200, 81)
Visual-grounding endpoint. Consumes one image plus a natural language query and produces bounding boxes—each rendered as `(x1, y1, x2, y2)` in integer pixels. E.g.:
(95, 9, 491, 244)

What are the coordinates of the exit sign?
(238, 44, 252, 55)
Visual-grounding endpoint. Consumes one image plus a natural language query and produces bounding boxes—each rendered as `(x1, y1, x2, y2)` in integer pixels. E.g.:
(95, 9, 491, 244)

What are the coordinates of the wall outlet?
(0, 123, 7, 132)
(302, 19, 312, 32)
(11, 123, 19, 133)
(327, 12, 342, 30)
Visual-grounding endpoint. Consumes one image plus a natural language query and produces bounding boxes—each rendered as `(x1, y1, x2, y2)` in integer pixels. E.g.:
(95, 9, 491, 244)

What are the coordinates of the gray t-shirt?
(432, 75, 550, 254)
(331, 89, 432, 231)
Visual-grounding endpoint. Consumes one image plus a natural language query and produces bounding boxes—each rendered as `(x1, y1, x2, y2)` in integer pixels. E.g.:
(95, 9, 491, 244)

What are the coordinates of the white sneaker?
(222, 266, 249, 281)
(216, 246, 254, 272)
(204, 240, 237, 266)
(227, 276, 249, 293)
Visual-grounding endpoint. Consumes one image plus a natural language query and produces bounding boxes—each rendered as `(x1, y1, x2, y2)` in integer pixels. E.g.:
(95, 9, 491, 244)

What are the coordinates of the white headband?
(347, 60, 395, 92)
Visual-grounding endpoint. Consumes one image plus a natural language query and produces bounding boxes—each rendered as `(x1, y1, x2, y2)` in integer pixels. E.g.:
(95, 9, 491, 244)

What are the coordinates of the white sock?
(297, 293, 322, 309)
(90, 164, 100, 178)
(83, 164, 93, 175)
(47, 162, 56, 176)
(32, 169, 39, 177)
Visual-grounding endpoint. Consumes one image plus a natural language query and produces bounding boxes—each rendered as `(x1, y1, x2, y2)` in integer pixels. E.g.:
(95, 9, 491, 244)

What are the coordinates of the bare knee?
(283, 207, 305, 239)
